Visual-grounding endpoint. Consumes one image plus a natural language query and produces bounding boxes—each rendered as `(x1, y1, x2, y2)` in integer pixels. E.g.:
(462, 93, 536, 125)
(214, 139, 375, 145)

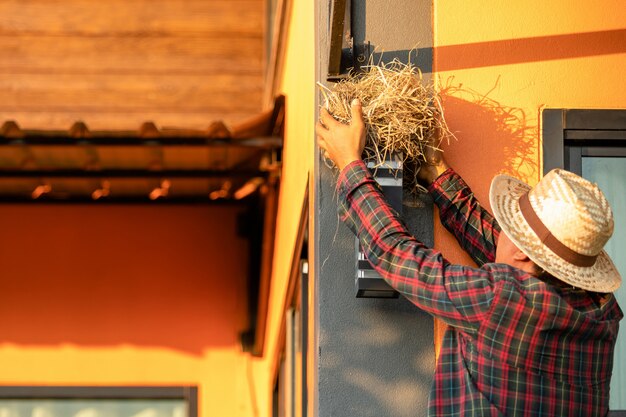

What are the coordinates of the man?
(316, 99, 623, 416)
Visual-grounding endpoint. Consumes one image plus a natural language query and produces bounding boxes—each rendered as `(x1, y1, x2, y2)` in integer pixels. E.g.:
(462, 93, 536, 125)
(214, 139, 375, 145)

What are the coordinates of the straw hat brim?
(489, 174, 621, 293)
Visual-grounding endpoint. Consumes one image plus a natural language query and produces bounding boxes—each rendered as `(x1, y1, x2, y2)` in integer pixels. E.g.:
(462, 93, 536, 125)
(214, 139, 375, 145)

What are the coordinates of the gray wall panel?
(315, 1, 436, 416)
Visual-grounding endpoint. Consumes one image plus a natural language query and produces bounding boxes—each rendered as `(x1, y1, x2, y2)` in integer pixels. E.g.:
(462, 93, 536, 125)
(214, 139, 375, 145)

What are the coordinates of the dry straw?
(319, 59, 453, 191)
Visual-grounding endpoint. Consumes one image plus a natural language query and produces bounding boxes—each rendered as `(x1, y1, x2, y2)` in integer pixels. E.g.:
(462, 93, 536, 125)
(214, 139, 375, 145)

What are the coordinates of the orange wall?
(0, 205, 254, 417)
(432, 0, 625, 337)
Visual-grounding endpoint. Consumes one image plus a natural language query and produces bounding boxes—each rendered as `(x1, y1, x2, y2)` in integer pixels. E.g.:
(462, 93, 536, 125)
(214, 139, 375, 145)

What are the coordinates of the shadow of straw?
(429, 78, 541, 365)
(438, 78, 539, 187)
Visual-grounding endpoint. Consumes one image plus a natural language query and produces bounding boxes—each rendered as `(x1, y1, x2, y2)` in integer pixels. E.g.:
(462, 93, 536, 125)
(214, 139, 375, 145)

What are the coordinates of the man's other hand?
(316, 99, 366, 171)
(416, 137, 449, 186)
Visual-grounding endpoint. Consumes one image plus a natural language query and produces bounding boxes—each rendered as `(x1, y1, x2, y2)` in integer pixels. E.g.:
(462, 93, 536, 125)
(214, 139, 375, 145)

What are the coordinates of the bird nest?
(319, 59, 453, 191)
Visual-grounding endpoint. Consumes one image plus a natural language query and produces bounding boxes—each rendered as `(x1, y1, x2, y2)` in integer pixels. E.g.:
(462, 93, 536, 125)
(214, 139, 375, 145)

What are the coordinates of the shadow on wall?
(430, 79, 540, 349)
(317, 178, 436, 416)
(435, 29, 626, 71)
(0, 205, 249, 355)
(319, 297, 434, 417)
(439, 78, 539, 190)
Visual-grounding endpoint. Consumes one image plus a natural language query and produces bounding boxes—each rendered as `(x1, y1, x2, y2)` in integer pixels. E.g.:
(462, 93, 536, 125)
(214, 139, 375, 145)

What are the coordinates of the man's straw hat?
(489, 168, 621, 293)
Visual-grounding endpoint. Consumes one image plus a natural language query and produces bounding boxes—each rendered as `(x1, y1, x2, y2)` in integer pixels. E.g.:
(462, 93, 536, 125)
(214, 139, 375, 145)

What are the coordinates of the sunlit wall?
(250, 0, 316, 415)
(432, 0, 625, 342)
(433, 0, 625, 251)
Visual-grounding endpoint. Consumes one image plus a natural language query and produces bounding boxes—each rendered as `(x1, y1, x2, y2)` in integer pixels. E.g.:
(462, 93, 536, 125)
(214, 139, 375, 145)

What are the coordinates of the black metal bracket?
(327, 0, 371, 82)
(327, 0, 349, 81)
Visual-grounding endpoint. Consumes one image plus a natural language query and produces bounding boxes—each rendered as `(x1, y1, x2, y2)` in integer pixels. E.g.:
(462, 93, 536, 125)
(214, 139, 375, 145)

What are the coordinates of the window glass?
(0, 399, 187, 417)
(582, 156, 626, 410)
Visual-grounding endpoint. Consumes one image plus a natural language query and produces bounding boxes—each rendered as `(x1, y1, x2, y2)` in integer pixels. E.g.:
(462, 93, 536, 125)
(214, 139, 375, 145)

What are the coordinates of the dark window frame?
(271, 203, 309, 417)
(543, 108, 626, 416)
(542, 108, 626, 175)
(0, 386, 198, 417)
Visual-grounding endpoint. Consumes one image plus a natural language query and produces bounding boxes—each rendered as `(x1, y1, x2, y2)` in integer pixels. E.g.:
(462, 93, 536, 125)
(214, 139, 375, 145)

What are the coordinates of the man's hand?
(316, 99, 366, 171)
(416, 137, 449, 186)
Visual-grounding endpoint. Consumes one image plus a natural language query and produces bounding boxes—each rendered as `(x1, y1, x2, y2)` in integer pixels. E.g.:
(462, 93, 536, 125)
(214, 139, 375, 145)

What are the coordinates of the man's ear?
(513, 249, 531, 262)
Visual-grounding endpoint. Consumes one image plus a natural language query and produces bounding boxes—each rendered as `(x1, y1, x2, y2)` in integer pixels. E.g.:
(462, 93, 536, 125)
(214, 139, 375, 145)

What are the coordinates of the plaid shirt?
(337, 161, 623, 417)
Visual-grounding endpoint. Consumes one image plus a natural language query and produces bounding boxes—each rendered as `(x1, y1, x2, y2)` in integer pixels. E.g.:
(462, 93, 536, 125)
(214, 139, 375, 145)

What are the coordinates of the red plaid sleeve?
(428, 168, 501, 266)
(337, 160, 497, 334)
(337, 161, 622, 416)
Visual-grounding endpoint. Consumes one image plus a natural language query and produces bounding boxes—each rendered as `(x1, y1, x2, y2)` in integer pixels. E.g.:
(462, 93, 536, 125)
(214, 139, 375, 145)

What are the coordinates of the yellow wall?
(251, 0, 316, 415)
(433, 0, 625, 262)
(432, 0, 625, 338)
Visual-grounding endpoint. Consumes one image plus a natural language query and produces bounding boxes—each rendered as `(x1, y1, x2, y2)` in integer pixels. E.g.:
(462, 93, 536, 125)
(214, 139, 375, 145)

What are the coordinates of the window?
(272, 189, 309, 417)
(0, 386, 198, 417)
(543, 109, 626, 415)
(273, 260, 308, 417)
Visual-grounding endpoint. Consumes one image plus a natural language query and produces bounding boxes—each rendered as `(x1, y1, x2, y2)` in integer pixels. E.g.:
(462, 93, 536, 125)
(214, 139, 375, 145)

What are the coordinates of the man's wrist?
(337, 156, 361, 172)
(431, 162, 449, 183)
(421, 161, 449, 185)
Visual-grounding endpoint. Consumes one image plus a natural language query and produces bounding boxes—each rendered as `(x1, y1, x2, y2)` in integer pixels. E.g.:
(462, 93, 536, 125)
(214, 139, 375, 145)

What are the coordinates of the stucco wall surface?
(432, 0, 625, 335)
(250, 0, 316, 415)
(315, 1, 436, 416)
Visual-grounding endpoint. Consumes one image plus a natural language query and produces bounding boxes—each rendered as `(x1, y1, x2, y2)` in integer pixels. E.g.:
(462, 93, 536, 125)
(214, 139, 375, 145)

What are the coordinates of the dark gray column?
(313, 1, 435, 416)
